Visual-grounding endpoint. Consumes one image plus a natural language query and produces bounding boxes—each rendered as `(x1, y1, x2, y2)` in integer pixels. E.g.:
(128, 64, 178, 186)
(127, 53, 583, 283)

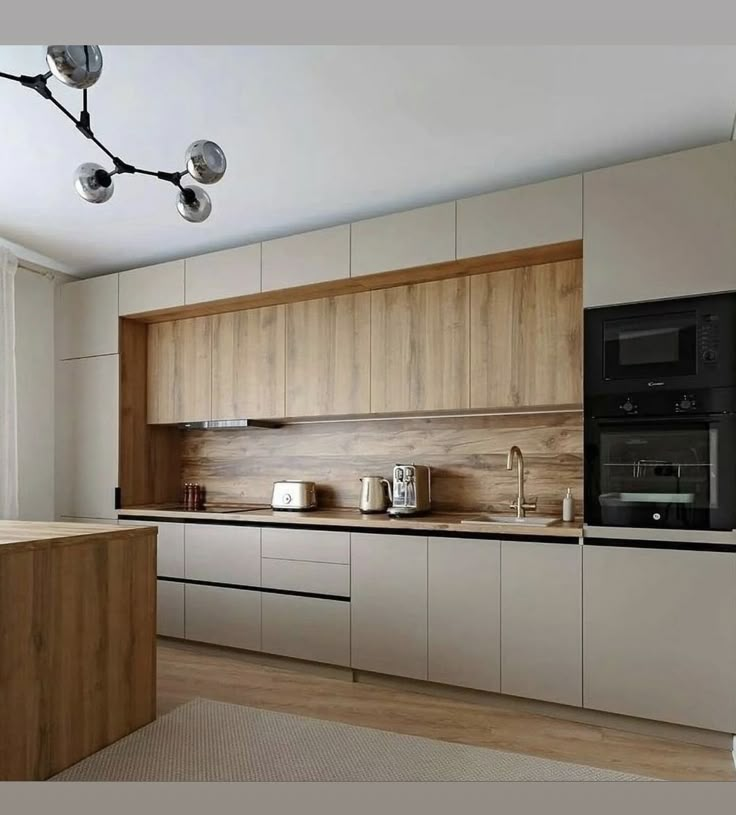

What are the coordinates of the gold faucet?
(506, 446, 537, 519)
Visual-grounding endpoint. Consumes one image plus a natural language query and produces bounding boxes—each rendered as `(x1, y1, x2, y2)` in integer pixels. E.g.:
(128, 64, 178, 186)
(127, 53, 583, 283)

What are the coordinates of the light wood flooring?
(157, 639, 735, 781)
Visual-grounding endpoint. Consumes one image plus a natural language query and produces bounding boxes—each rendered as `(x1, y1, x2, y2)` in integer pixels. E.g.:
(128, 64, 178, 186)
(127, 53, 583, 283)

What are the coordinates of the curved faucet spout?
(506, 445, 536, 519)
(507, 445, 523, 471)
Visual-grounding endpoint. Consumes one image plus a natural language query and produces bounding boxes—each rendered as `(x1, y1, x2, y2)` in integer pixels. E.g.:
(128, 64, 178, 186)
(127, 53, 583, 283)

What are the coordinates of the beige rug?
(51, 698, 654, 781)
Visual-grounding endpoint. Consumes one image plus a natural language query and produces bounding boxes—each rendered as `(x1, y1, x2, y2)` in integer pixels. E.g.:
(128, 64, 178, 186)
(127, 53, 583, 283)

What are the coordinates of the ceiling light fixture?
(0, 46, 226, 222)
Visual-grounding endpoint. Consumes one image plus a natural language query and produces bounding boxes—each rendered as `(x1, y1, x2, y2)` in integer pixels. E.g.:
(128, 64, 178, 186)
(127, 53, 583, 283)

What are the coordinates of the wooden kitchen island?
(0, 521, 157, 780)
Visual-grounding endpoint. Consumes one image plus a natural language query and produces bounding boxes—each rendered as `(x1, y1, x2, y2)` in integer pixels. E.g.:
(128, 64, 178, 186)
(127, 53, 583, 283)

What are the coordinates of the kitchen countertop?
(0, 520, 152, 555)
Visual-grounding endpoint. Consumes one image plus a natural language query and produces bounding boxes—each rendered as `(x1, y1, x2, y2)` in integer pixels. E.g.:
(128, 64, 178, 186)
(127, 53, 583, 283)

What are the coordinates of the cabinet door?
(261, 528, 350, 564)
(185, 584, 261, 651)
(583, 545, 736, 731)
(470, 260, 582, 409)
(157, 580, 184, 638)
(211, 306, 285, 419)
(118, 259, 185, 315)
(457, 175, 582, 259)
(371, 278, 469, 412)
(351, 202, 456, 277)
(56, 355, 119, 520)
(185, 244, 261, 304)
(351, 533, 428, 679)
(185, 524, 261, 586)
(147, 316, 212, 423)
(58, 274, 119, 359)
(121, 520, 185, 578)
(501, 541, 582, 706)
(428, 537, 500, 691)
(583, 142, 736, 307)
(261, 225, 350, 291)
(261, 559, 350, 597)
(285, 293, 370, 417)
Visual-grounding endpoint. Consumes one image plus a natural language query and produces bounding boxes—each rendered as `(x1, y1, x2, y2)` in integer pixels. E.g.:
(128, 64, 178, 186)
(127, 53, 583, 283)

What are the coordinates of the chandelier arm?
(0, 70, 22, 82)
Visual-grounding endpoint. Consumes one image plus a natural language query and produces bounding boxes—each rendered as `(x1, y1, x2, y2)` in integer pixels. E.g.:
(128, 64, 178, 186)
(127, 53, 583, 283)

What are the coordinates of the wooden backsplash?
(180, 411, 583, 515)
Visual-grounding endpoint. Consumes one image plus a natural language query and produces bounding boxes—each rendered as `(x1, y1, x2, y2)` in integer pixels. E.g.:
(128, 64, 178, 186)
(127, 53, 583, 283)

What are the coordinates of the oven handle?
(592, 413, 735, 426)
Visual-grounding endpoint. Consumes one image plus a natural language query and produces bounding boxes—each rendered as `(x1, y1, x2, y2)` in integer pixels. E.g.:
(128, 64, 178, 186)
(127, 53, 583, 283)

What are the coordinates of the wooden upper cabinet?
(371, 277, 469, 413)
(147, 316, 212, 423)
(185, 244, 261, 304)
(58, 274, 119, 360)
(119, 259, 186, 316)
(261, 225, 350, 291)
(470, 260, 582, 409)
(211, 306, 285, 419)
(286, 293, 370, 417)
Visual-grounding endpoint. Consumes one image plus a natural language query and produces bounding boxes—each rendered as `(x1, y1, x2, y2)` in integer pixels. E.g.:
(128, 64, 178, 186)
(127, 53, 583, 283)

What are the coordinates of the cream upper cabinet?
(583, 142, 736, 307)
(58, 274, 119, 359)
(456, 175, 582, 259)
(261, 225, 350, 291)
(185, 244, 261, 304)
(118, 259, 186, 315)
(350, 202, 455, 277)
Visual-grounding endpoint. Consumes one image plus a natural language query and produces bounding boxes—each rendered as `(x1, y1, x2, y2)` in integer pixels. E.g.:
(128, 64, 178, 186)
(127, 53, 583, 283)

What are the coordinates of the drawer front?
(261, 558, 350, 597)
(184, 584, 261, 651)
(185, 524, 261, 586)
(122, 520, 184, 578)
(261, 527, 350, 564)
(157, 580, 184, 638)
(262, 593, 350, 666)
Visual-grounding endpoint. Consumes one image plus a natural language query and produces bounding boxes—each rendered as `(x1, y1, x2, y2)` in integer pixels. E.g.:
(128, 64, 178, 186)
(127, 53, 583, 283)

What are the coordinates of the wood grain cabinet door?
(211, 306, 285, 419)
(147, 316, 212, 423)
(470, 260, 582, 409)
(286, 293, 370, 417)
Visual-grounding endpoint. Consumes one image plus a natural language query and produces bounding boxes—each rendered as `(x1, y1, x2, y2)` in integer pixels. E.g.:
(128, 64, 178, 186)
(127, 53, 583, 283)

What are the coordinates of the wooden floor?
(157, 639, 735, 781)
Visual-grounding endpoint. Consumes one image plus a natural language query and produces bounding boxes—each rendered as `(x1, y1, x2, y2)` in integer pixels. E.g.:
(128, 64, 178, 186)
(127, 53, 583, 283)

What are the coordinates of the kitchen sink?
(460, 514, 561, 527)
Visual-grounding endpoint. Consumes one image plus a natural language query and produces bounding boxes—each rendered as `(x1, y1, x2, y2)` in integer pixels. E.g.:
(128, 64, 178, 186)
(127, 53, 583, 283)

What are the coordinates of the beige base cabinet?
(500, 541, 582, 706)
(428, 536, 500, 691)
(157, 580, 185, 638)
(350, 533, 428, 680)
(121, 520, 185, 579)
(583, 545, 736, 732)
(185, 584, 261, 651)
(185, 524, 261, 586)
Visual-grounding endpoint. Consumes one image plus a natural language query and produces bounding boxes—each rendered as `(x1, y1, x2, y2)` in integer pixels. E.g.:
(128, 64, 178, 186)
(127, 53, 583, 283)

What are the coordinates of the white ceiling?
(1, 45, 735, 277)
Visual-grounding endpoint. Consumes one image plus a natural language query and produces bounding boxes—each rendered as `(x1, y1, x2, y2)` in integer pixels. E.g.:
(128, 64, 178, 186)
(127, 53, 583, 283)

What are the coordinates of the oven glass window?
(603, 311, 697, 380)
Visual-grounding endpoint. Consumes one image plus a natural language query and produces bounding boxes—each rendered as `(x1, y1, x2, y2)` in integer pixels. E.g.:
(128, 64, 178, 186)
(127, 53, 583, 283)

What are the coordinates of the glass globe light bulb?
(184, 140, 227, 184)
(177, 185, 212, 223)
(46, 46, 103, 89)
(74, 163, 114, 204)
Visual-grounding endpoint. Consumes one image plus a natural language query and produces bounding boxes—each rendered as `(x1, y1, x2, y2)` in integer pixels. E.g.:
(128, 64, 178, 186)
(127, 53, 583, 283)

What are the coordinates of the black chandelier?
(0, 46, 227, 222)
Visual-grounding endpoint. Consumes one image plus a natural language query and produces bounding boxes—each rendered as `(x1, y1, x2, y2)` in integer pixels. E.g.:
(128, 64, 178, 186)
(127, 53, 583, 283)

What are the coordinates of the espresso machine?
(388, 464, 431, 516)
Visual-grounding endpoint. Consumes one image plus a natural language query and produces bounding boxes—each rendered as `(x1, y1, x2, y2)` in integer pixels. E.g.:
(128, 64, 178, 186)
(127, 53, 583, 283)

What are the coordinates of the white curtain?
(0, 247, 18, 519)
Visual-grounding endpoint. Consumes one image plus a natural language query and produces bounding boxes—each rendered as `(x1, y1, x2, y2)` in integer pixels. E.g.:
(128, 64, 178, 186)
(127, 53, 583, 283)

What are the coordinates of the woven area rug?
(51, 698, 654, 781)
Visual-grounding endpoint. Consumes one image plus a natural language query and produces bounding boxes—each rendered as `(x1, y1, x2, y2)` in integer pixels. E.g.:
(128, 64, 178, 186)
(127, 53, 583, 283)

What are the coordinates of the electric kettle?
(359, 476, 393, 514)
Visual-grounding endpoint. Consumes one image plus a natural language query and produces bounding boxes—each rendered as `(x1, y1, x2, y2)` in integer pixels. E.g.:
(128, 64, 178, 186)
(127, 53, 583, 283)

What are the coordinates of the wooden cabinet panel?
(211, 306, 285, 419)
(185, 524, 261, 586)
(184, 584, 261, 651)
(58, 274, 119, 359)
(286, 293, 370, 417)
(371, 278, 469, 412)
(121, 520, 184, 578)
(147, 316, 212, 423)
(119, 259, 185, 315)
(470, 260, 582, 409)
(185, 244, 261, 304)
(583, 545, 736, 732)
(261, 558, 350, 597)
(261, 224, 350, 291)
(351, 533, 428, 679)
(261, 528, 350, 564)
(157, 580, 184, 638)
(501, 540, 582, 706)
(428, 537, 500, 692)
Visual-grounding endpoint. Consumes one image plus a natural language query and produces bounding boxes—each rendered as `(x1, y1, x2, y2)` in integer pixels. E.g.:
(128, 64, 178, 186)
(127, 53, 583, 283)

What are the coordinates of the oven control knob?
(620, 399, 635, 413)
(677, 396, 696, 411)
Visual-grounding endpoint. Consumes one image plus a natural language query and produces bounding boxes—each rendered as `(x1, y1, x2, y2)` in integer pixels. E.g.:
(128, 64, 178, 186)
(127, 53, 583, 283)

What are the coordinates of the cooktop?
(166, 503, 271, 514)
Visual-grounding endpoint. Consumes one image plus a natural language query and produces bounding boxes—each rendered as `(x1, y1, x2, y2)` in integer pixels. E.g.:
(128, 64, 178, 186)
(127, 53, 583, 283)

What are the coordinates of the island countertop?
(0, 520, 151, 554)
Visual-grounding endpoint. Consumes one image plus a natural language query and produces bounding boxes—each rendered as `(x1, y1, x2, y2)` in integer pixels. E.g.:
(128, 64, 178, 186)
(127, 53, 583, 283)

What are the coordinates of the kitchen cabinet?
(185, 524, 261, 586)
(185, 584, 261, 651)
(456, 175, 582, 259)
(285, 293, 370, 417)
(370, 277, 469, 412)
(428, 536, 500, 692)
(121, 520, 185, 578)
(583, 544, 736, 732)
(118, 259, 185, 315)
(58, 274, 119, 359)
(185, 243, 261, 304)
(211, 306, 285, 419)
(351, 533, 427, 680)
(56, 354, 119, 520)
(501, 540, 582, 706)
(469, 260, 582, 409)
(261, 558, 350, 597)
(157, 580, 185, 638)
(261, 528, 350, 564)
(583, 141, 736, 307)
(350, 202, 456, 277)
(261, 224, 350, 291)
(147, 316, 212, 423)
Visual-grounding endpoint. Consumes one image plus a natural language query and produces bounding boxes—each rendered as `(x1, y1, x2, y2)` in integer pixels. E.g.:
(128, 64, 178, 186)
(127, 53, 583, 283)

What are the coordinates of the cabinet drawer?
(261, 527, 350, 564)
(262, 593, 350, 666)
(262, 558, 350, 597)
(184, 584, 261, 651)
(185, 524, 261, 586)
(157, 580, 184, 638)
(122, 520, 184, 578)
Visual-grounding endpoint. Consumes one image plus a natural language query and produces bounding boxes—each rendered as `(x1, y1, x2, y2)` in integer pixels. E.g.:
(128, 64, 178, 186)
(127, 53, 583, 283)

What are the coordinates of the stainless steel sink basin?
(460, 514, 561, 527)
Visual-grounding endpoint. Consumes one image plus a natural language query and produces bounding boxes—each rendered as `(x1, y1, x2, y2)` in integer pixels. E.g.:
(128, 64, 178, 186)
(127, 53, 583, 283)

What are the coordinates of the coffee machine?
(388, 464, 431, 516)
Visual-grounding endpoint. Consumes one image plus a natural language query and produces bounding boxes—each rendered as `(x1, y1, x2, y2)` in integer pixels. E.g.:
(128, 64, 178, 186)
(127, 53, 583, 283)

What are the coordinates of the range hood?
(176, 419, 282, 430)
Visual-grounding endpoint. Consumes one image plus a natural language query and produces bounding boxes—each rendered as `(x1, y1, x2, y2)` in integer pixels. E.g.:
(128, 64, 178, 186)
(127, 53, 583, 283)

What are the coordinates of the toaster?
(271, 480, 317, 511)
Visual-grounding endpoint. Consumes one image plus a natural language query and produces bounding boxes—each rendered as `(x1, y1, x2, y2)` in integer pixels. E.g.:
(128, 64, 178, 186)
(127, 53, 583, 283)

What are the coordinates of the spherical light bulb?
(46, 46, 103, 89)
(74, 163, 114, 204)
(177, 185, 212, 222)
(184, 140, 227, 184)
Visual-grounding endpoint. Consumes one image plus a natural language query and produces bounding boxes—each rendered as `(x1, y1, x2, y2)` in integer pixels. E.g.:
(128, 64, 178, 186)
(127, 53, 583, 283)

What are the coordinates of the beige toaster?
(270, 480, 317, 511)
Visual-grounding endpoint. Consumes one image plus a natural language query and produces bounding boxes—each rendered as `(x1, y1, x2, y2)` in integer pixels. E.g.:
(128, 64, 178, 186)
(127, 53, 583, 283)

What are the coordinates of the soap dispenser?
(562, 488, 574, 522)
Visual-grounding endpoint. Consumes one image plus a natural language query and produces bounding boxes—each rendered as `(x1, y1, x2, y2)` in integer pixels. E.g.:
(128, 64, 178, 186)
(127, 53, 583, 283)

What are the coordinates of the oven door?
(585, 413, 736, 530)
